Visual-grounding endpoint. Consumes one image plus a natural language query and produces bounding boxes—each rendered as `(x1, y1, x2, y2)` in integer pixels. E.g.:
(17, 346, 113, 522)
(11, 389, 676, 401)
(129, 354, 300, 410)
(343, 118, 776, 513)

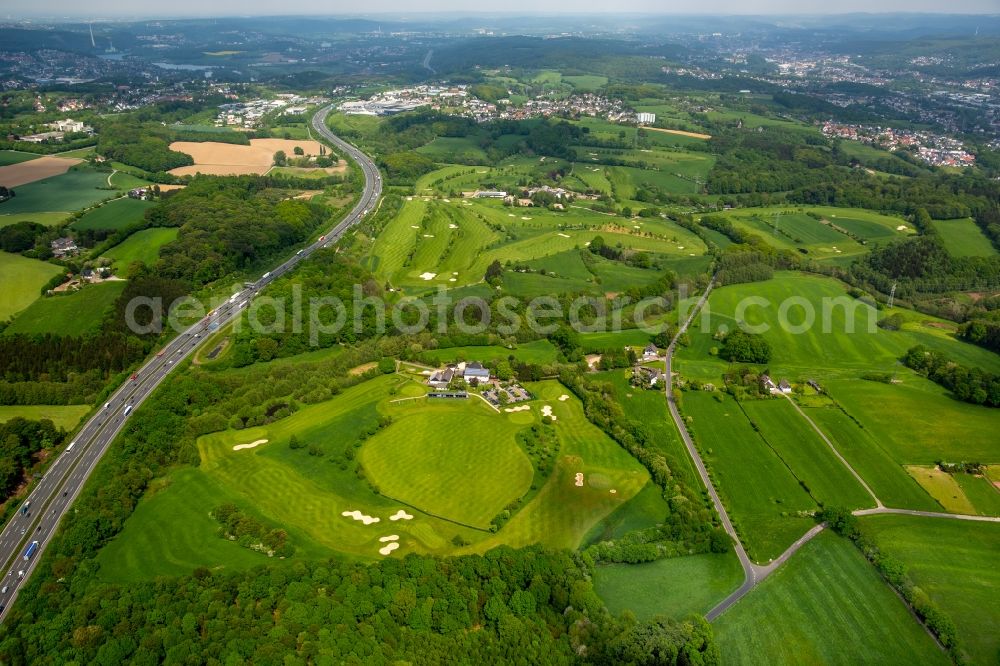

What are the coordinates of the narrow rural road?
(853, 507, 1000, 523)
(0, 104, 381, 623)
(662, 279, 826, 621)
(422, 49, 435, 75)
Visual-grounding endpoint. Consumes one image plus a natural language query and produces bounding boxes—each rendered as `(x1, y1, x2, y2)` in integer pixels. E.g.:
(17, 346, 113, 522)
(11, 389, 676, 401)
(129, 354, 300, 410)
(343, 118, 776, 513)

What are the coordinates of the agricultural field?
(0, 250, 62, 321)
(677, 272, 1000, 381)
(0, 405, 90, 431)
(71, 197, 155, 231)
(168, 138, 326, 176)
(682, 391, 817, 562)
(102, 227, 179, 270)
(4, 281, 126, 336)
(714, 531, 949, 665)
(0, 167, 113, 215)
(904, 466, 1000, 516)
(594, 552, 744, 621)
(0, 150, 40, 166)
(95, 376, 650, 578)
(0, 211, 68, 229)
(739, 399, 875, 509)
(0, 155, 82, 188)
(826, 377, 1000, 465)
(803, 406, 939, 511)
(859, 515, 1000, 665)
(930, 217, 997, 257)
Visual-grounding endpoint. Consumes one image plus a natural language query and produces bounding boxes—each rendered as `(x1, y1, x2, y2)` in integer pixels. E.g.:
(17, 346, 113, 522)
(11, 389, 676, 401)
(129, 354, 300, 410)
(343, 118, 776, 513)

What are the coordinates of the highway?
(0, 104, 381, 622)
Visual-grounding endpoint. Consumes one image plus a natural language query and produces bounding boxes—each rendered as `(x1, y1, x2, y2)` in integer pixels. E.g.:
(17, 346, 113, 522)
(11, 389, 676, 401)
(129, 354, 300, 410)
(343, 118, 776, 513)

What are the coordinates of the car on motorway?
(156, 351, 164, 357)
(318, 235, 325, 241)
(1, 585, 7, 594)
(130, 373, 138, 382)
(296, 249, 304, 255)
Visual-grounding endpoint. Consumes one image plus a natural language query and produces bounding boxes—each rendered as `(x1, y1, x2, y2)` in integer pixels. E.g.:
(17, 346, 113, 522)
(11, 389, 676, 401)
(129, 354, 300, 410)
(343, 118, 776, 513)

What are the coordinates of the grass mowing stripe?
(714, 530, 948, 665)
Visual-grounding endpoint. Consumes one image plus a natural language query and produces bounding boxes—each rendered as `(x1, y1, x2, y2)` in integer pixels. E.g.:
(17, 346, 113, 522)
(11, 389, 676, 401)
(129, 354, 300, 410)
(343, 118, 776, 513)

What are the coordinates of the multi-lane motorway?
(0, 104, 381, 622)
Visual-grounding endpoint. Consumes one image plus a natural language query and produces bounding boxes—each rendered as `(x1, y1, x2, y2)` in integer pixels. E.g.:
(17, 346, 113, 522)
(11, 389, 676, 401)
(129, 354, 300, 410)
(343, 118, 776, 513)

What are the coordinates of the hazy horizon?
(3, 1, 999, 19)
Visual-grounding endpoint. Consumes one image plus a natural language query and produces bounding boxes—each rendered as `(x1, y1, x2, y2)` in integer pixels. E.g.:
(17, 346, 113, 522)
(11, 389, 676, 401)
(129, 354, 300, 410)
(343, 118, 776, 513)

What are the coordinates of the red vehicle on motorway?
(318, 235, 325, 241)
(130, 373, 138, 382)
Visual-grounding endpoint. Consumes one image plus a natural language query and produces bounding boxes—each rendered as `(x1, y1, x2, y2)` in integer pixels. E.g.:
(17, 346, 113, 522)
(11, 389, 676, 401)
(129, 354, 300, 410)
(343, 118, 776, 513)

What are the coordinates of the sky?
(4, 0, 999, 18)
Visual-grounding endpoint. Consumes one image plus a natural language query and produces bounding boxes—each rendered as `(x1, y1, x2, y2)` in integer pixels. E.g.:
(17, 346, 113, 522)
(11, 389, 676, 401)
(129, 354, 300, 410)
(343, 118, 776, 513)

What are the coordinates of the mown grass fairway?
(72, 197, 154, 231)
(0, 404, 90, 430)
(103, 227, 178, 270)
(683, 391, 816, 562)
(4, 281, 125, 335)
(930, 217, 997, 257)
(714, 531, 949, 665)
(0, 168, 112, 214)
(0, 250, 62, 321)
(860, 514, 1000, 665)
(595, 552, 744, 621)
(97, 376, 649, 577)
(360, 403, 534, 528)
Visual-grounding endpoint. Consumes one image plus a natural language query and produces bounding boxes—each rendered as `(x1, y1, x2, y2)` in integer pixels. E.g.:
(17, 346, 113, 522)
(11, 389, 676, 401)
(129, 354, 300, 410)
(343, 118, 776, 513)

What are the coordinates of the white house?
(642, 343, 659, 361)
(462, 361, 491, 384)
(778, 379, 792, 394)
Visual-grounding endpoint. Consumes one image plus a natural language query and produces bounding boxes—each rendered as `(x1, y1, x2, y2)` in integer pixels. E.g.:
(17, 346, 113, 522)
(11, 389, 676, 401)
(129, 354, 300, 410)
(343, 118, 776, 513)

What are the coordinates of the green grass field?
(683, 391, 817, 562)
(678, 272, 1000, 380)
(97, 376, 649, 578)
(0, 150, 40, 166)
(361, 404, 534, 528)
(804, 406, 939, 511)
(595, 552, 744, 621)
(416, 136, 489, 163)
(0, 211, 69, 229)
(826, 377, 1000, 465)
(0, 404, 90, 430)
(0, 168, 113, 214)
(715, 530, 949, 665)
(739, 399, 875, 509)
(930, 218, 997, 257)
(103, 227, 178, 270)
(0, 251, 62, 321)
(860, 514, 1000, 665)
(419, 340, 558, 366)
(71, 197, 154, 231)
(4, 281, 125, 336)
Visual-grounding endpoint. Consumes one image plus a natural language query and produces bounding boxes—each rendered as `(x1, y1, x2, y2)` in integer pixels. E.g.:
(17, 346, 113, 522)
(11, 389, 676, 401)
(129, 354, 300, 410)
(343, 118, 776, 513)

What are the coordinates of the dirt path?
(644, 127, 712, 140)
(782, 393, 883, 508)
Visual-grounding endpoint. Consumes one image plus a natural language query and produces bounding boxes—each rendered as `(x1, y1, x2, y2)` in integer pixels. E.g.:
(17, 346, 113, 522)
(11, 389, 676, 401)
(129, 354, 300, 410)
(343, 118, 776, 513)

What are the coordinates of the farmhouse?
(632, 365, 663, 388)
(760, 374, 777, 392)
(778, 379, 792, 394)
(642, 343, 659, 361)
(50, 237, 78, 258)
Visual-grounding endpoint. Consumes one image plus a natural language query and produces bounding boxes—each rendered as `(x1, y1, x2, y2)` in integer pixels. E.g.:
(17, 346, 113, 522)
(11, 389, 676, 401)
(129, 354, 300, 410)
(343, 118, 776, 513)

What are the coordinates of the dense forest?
(0, 418, 64, 504)
(902, 345, 1000, 407)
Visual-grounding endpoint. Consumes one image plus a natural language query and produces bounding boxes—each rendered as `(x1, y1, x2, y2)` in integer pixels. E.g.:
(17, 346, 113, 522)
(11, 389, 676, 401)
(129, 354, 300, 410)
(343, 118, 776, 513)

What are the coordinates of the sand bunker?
(379, 542, 400, 556)
(443, 198, 451, 202)
(504, 405, 530, 413)
(558, 394, 569, 402)
(557, 233, 570, 238)
(610, 489, 617, 494)
(419, 272, 437, 280)
(0, 156, 82, 187)
(379, 535, 400, 542)
(896, 225, 908, 231)
(449, 223, 458, 229)
(342, 510, 380, 525)
(233, 439, 268, 451)
(521, 216, 532, 220)
(169, 138, 329, 177)
(574, 472, 585, 487)
(541, 405, 557, 421)
(389, 509, 414, 521)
